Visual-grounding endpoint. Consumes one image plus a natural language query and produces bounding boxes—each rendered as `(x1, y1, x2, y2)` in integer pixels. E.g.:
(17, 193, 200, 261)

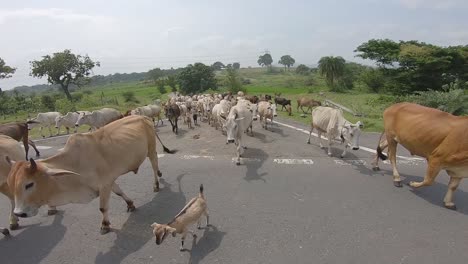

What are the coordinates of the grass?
(1, 67, 389, 139)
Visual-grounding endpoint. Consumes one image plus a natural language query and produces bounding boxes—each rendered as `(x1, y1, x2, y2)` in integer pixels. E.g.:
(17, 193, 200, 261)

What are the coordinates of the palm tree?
(318, 56, 346, 89)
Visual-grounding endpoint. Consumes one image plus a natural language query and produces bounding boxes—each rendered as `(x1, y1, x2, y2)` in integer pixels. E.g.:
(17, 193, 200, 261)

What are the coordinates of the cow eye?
(350, 133, 354, 137)
(25, 182, 34, 190)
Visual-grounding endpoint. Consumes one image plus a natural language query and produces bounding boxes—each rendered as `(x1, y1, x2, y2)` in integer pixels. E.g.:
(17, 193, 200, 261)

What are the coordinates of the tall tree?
(257, 53, 273, 68)
(211, 61, 225, 71)
(0, 58, 16, 79)
(295, 64, 310, 75)
(147, 68, 164, 84)
(30, 50, 100, 101)
(166, 75, 177, 92)
(177, 63, 217, 94)
(318, 56, 346, 90)
(278, 55, 295, 70)
(225, 66, 244, 93)
(232, 62, 240, 70)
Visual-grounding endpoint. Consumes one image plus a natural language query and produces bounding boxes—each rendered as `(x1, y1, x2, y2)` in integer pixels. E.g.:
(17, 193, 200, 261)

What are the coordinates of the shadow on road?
(379, 169, 468, 215)
(186, 225, 226, 264)
(95, 175, 187, 264)
(242, 147, 269, 183)
(0, 213, 66, 264)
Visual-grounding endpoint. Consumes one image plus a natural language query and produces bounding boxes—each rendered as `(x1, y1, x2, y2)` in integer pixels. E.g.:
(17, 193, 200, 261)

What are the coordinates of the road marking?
(181, 155, 214, 160)
(383, 159, 423, 166)
(231, 157, 262, 163)
(334, 159, 367, 166)
(273, 158, 314, 165)
(21, 145, 52, 150)
(272, 119, 424, 161)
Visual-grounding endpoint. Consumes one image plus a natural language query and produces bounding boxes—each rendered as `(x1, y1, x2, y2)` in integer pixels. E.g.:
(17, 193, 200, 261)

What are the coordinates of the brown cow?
(6, 115, 175, 234)
(0, 122, 40, 160)
(165, 103, 181, 134)
(297, 97, 321, 114)
(373, 102, 468, 210)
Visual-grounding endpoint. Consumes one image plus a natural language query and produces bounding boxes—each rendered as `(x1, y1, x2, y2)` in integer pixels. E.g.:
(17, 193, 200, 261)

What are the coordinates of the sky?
(0, 0, 467, 90)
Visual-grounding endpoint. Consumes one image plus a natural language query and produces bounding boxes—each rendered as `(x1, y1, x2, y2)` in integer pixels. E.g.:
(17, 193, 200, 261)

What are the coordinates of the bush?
(157, 80, 167, 94)
(407, 89, 468, 115)
(72, 92, 83, 102)
(296, 64, 310, 75)
(82, 90, 93, 95)
(360, 69, 386, 93)
(55, 99, 76, 114)
(304, 76, 316, 86)
(122, 91, 139, 103)
(241, 78, 251, 85)
(41, 95, 55, 111)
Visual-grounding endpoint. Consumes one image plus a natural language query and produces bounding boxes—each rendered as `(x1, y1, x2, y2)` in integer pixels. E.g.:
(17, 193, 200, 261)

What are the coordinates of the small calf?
(286, 105, 292, 116)
(151, 184, 209, 251)
(186, 111, 193, 129)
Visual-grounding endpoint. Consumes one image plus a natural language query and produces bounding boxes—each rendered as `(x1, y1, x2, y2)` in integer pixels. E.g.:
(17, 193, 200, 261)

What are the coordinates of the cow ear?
(151, 222, 159, 228)
(45, 168, 80, 177)
(5, 156, 16, 166)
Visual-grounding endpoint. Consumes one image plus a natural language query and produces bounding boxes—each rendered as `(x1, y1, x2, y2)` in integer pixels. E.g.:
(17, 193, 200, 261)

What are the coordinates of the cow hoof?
(340, 155, 344, 159)
(157, 170, 162, 177)
(36, 153, 40, 157)
(445, 204, 457, 210)
(1, 228, 10, 236)
(393, 181, 403, 188)
(127, 204, 136, 212)
(236, 161, 241, 166)
(100, 226, 111, 235)
(9, 223, 19, 230)
(372, 167, 380, 171)
(327, 153, 332, 157)
(47, 209, 58, 216)
(307, 141, 310, 144)
(153, 186, 160, 192)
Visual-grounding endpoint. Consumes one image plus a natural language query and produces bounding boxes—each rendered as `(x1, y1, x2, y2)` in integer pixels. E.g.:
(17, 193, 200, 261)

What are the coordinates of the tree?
(225, 66, 244, 94)
(278, 55, 295, 70)
(296, 64, 310, 75)
(30, 50, 100, 101)
(233, 62, 240, 70)
(177, 63, 217, 94)
(211, 61, 225, 71)
(0, 58, 16, 79)
(157, 79, 167, 94)
(318, 56, 346, 91)
(257, 53, 273, 68)
(41, 95, 55, 111)
(166, 75, 177, 92)
(148, 68, 164, 84)
(360, 68, 386, 93)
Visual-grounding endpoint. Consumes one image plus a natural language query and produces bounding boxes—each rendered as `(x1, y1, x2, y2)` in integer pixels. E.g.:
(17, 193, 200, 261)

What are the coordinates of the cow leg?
(22, 136, 30, 160)
(148, 148, 162, 192)
(175, 119, 178, 134)
(443, 173, 462, 210)
(40, 126, 45, 138)
(48, 126, 53, 137)
(372, 135, 388, 171)
(112, 183, 135, 212)
(235, 139, 242, 165)
(73, 126, 78, 133)
(340, 145, 348, 158)
(0, 184, 19, 230)
(28, 140, 40, 157)
(99, 186, 112, 234)
(66, 127, 70, 135)
(409, 160, 441, 188)
(327, 135, 333, 157)
(307, 125, 313, 144)
(56, 126, 60, 136)
(387, 137, 402, 187)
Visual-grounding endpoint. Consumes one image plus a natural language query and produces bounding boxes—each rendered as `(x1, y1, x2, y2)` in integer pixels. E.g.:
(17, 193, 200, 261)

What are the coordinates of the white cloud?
(0, 8, 113, 25)
(397, 0, 468, 9)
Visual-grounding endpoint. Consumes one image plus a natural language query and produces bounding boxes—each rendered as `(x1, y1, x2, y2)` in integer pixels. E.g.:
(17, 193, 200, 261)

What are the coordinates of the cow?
(165, 103, 181, 134)
(258, 101, 277, 130)
(221, 102, 253, 165)
(55, 111, 90, 135)
(307, 106, 363, 158)
(0, 122, 40, 159)
(1, 135, 59, 235)
(297, 97, 322, 114)
(372, 103, 468, 210)
(274, 93, 292, 111)
(133, 105, 163, 126)
(75, 108, 122, 131)
(285, 104, 292, 116)
(6, 115, 175, 234)
(245, 95, 259, 104)
(27, 112, 61, 138)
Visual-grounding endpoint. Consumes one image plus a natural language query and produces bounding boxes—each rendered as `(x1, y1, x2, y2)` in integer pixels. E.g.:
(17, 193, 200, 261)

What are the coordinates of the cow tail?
(376, 132, 387, 160)
(155, 132, 177, 154)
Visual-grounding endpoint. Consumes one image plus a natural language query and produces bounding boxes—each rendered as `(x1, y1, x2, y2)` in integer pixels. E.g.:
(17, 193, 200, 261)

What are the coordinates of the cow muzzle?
(352, 146, 360, 150)
(227, 139, 235, 144)
(75, 124, 79, 127)
(14, 212, 28, 218)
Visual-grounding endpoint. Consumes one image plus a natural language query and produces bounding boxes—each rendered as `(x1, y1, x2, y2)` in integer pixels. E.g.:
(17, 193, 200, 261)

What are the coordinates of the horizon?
(1, 0, 467, 90)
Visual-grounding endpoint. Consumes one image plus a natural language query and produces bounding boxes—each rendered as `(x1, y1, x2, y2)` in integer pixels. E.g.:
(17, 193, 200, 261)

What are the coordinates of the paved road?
(1, 116, 468, 264)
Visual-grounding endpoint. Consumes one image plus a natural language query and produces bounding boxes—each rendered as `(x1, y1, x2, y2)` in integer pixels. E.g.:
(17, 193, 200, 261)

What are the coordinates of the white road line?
(181, 155, 215, 160)
(231, 157, 262, 163)
(273, 158, 314, 165)
(334, 159, 367, 166)
(21, 145, 52, 150)
(272, 119, 424, 161)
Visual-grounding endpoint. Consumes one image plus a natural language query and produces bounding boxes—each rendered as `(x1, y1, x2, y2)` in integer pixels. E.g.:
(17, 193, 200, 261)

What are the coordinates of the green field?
(1, 67, 391, 139)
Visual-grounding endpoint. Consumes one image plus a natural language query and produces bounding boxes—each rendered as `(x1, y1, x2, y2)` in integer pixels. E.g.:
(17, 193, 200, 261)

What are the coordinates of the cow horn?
(29, 158, 37, 172)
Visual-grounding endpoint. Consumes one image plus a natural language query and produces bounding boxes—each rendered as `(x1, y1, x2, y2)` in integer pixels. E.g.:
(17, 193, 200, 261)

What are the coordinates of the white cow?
(211, 104, 221, 130)
(258, 102, 277, 130)
(27, 112, 61, 138)
(221, 103, 253, 165)
(55, 111, 91, 135)
(76, 108, 122, 131)
(307, 106, 363, 158)
(133, 105, 163, 126)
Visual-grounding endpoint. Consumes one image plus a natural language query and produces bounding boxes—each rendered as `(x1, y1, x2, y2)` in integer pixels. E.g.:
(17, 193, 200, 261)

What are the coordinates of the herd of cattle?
(0, 91, 467, 251)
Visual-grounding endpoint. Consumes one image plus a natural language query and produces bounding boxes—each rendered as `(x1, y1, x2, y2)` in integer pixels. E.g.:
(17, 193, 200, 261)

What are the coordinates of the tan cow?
(297, 97, 321, 114)
(258, 101, 277, 130)
(6, 115, 174, 234)
(373, 102, 468, 210)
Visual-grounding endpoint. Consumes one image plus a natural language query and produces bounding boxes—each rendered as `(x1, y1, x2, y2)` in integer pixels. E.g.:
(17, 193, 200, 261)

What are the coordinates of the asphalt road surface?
(1, 116, 468, 264)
